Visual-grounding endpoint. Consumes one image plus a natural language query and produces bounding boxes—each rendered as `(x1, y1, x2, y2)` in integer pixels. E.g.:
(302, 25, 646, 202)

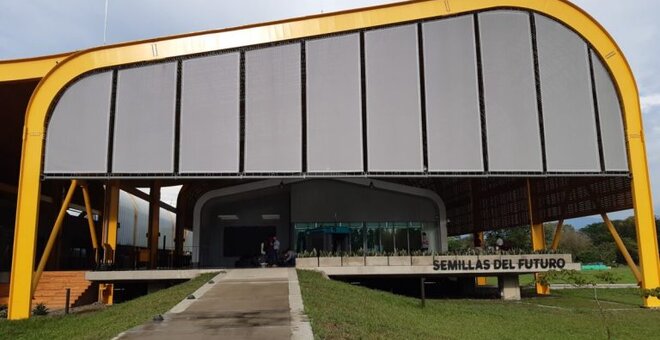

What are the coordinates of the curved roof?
(14, 2, 634, 178)
(0, 1, 649, 221)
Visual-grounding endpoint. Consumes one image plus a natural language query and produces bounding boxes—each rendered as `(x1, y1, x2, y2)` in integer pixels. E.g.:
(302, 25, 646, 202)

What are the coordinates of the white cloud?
(641, 94, 660, 111)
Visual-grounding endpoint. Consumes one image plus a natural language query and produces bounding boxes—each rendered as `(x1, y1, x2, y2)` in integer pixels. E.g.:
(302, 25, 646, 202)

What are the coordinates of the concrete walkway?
(117, 268, 312, 340)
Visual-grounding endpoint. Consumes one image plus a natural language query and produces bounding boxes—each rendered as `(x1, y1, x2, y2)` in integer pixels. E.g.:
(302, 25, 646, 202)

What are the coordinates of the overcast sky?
(0, 0, 658, 225)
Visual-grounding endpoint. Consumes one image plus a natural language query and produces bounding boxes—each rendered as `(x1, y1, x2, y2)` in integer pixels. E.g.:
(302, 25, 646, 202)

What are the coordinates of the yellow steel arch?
(8, 0, 660, 319)
(0, 52, 70, 82)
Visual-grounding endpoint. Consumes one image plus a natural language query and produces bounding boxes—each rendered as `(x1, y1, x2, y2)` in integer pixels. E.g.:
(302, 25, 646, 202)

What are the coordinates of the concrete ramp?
(118, 268, 312, 340)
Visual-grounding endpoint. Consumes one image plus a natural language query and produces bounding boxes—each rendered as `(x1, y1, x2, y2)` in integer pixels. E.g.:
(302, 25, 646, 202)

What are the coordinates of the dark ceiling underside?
(176, 176, 632, 236)
(0, 80, 38, 184)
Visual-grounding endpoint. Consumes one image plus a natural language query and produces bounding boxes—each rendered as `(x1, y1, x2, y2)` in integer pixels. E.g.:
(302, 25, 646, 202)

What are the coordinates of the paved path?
(117, 268, 312, 340)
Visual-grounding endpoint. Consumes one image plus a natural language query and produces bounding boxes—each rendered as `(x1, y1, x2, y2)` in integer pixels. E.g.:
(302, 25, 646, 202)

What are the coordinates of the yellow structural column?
(8, 128, 50, 320)
(608, 19, 660, 305)
(99, 180, 119, 305)
(473, 232, 488, 286)
(527, 179, 549, 295)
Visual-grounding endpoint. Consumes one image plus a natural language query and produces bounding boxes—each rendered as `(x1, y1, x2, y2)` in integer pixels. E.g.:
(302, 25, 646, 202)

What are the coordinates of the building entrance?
(194, 179, 446, 267)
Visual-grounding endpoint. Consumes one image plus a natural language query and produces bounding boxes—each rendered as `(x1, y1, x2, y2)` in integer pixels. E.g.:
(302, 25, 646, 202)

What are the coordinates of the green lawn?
(518, 266, 637, 286)
(0, 272, 216, 340)
(298, 269, 660, 340)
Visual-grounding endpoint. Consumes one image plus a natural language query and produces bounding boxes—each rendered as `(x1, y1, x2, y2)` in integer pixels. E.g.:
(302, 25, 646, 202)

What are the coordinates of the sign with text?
(432, 254, 573, 273)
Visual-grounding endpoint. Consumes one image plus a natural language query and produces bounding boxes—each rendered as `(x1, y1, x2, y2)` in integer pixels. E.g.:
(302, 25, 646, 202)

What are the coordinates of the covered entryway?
(194, 179, 446, 267)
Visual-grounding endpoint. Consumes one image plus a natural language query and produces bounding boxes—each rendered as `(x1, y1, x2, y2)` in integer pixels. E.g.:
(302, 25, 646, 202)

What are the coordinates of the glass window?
(380, 223, 394, 253)
(392, 222, 408, 252)
(347, 222, 364, 253)
(409, 222, 422, 251)
(365, 222, 382, 253)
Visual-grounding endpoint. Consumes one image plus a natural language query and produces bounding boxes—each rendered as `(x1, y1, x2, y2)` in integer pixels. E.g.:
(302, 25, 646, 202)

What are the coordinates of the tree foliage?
(478, 216, 660, 265)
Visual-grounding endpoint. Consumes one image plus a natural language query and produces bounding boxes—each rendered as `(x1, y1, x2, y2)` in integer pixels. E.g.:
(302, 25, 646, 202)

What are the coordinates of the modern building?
(1, 0, 658, 320)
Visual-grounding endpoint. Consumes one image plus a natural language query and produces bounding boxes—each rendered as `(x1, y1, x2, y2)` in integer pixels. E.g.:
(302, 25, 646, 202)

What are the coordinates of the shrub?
(32, 302, 49, 316)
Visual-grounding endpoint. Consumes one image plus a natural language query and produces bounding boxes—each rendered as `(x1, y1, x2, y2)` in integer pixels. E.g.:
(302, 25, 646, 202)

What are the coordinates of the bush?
(576, 243, 617, 265)
(0, 304, 7, 319)
(32, 303, 49, 316)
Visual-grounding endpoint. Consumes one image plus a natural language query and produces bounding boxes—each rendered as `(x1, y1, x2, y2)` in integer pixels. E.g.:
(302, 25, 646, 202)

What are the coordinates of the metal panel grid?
(179, 53, 240, 173)
(42, 9, 628, 180)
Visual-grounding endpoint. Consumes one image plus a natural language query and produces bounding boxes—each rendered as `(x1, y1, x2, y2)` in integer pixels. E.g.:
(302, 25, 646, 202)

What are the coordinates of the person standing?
(272, 236, 280, 266)
(421, 232, 430, 253)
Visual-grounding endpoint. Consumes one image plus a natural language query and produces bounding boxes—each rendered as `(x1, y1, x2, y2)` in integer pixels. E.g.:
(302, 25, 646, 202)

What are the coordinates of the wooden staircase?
(0, 271, 96, 310)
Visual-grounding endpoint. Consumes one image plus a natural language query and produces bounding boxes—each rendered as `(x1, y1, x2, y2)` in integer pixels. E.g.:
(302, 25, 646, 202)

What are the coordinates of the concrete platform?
(86, 269, 222, 281)
(116, 268, 312, 340)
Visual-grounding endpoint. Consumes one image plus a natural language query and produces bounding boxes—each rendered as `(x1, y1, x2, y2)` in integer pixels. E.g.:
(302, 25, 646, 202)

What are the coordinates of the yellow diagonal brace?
(527, 179, 549, 295)
(550, 220, 564, 250)
(601, 213, 642, 284)
(32, 180, 78, 295)
(99, 181, 119, 305)
(81, 183, 99, 264)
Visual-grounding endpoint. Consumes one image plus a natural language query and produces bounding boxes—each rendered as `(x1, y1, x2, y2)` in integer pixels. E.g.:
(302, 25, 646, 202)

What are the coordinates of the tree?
(556, 225, 592, 258)
(447, 235, 472, 252)
(485, 226, 531, 250)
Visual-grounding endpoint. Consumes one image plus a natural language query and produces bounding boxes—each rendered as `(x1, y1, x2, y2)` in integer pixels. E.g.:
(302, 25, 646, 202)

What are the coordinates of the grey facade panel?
(306, 34, 363, 172)
(113, 62, 177, 173)
(365, 24, 424, 172)
(245, 44, 302, 173)
(44, 72, 113, 173)
(591, 50, 629, 171)
(423, 16, 483, 172)
(479, 11, 543, 172)
(535, 14, 600, 171)
(180, 53, 240, 173)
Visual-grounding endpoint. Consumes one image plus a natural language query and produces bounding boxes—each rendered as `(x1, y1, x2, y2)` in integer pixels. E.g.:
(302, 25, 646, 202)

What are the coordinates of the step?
(0, 271, 94, 310)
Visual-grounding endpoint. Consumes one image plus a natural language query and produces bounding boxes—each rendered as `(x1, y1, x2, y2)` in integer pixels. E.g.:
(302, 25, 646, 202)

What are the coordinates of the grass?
(0, 272, 216, 340)
(518, 266, 637, 286)
(298, 269, 660, 340)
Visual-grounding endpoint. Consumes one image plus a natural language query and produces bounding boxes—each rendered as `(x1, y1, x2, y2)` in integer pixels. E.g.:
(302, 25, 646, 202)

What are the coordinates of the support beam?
(174, 211, 185, 267)
(81, 183, 99, 264)
(471, 181, 487, 286)
(99, 180, 119, 305)
(119, 184, 177, 213)
(0, 182, 54, 204)
(601, 213, 642, 283)
(498, 275, 521, 301)
(550, 220, 564, 250)
(174, 184, 188, 264)
(32, 180, 78, 295)
(626, 142, 660, 307)
(527, 179, 549, 295)
(584, 185, 646, 289)
(473, 232, 487, 286)
(148, 181, 161, 269)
